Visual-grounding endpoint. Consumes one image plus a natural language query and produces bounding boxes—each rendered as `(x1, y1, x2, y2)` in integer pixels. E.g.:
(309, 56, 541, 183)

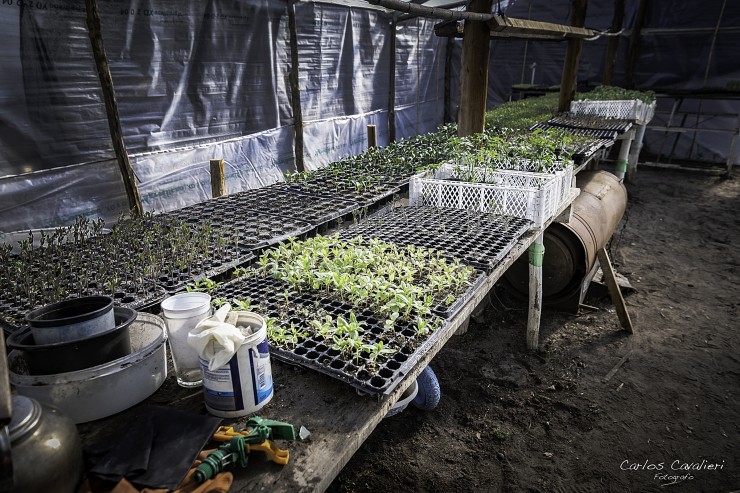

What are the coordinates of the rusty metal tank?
(502, 170, 628, 311)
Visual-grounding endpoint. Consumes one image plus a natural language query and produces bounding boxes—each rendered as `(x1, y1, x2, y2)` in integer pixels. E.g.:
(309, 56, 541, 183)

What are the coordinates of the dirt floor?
(326, 167, 740, 493)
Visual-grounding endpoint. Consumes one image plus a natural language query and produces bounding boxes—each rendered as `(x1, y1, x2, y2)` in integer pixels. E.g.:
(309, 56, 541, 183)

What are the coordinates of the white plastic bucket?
(200, 312, 274, 418)
(161, 293, 211, 387)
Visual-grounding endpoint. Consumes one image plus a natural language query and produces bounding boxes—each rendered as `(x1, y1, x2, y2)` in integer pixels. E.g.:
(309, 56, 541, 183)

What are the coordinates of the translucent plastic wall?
(0, 0, 447, 236)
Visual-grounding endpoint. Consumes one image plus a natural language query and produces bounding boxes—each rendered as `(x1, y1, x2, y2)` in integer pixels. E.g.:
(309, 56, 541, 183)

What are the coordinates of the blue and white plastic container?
(200, 312, 273, 418)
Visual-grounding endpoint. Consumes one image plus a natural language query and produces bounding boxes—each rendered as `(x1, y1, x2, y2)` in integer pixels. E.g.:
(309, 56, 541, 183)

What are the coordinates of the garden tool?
(194, 417, 296, 483)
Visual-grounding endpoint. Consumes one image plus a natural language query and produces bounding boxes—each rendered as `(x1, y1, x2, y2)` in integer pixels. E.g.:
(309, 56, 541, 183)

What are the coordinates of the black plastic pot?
(25, 295, 114, 345)
(8, 307, 137, 375)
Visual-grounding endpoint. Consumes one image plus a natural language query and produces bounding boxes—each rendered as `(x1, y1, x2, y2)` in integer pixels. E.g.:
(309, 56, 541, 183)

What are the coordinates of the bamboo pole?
(287, 0, 305, 172)
(389, 17, 397, 142)
(602, 0, 625, 85)
(558, 0, 588, 113)
(84, 0, 142, 215)
(457, 0, 493, 137)
(444, 36, 453, 124)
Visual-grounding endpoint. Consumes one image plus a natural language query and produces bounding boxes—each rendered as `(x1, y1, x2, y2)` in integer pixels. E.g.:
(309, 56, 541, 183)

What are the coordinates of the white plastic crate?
(570, 99, 656, 125)
(409, 163, 573, 228)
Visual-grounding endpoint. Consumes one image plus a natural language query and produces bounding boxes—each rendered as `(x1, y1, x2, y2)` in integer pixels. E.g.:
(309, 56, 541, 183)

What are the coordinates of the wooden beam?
(84, 0, 142, 215)
(287, 0, 305, 172)
(435, 19, 596, 40)
(210, 159, 226, 198)
(368, 0, 493, 21)
(603, 0, 625, 85)
(444, 36, 453, 123)
(457, 0, 493, 137)
(526, 233, 545, 350)
(388, 17, 397, 142)
(367, 125, 377, 148)
(624, 0, 648, 88)
(558, 0, 589, 113)
(596, 248, 634, 333)
(488, 14, 595, 38)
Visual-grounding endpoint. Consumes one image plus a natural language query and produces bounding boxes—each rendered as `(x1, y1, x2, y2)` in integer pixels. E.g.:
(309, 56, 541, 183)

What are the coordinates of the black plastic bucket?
(25, 296, 115, 345)
(9, 307, 136, 375)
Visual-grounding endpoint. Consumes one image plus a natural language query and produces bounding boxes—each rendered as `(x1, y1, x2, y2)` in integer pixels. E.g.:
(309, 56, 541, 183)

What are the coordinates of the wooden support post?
(726, 113, 739, 178)
(389, 17, 397, 142)
(444, 36, 453, 124)
(602, 0, 625, 85)
(558, 0, 588, 113)
(85, 0, 142, 215)
(0, 333, 11, 428)
(526, 233, 545, 350)
(287, 0, 305, 172)
(210, 159, 226, 198)
(627, 123, 646, 181)
(457, 0, 493, 137)
(624, 0, 648, 88)
(596, 248, 634, 333)
(367, 125, 377, 148)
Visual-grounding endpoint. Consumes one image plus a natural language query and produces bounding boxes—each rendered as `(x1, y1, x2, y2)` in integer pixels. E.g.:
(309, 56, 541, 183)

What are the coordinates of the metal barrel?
(502, 170, 628, 307)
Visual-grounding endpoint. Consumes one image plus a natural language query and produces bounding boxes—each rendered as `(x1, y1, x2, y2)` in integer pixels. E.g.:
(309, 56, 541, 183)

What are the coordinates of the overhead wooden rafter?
(368, 0, 597, 40)
(434, 18, 596, 40)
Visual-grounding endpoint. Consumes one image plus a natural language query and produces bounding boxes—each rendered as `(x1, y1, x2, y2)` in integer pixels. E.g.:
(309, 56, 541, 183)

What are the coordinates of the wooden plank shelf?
(77, 190, 580, 493)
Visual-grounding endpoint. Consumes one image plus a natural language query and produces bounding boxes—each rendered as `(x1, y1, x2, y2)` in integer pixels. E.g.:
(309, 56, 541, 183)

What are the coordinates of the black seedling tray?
(540, 115, 633, 134)
(429, 269, 487, 320)
(190, 185, 361, 232)
(0, 284, 167, 335)
(280, 178, 400, 209)
(211, 272, 449, 397)
(258, 184, 361, 230)
(165, 208, 315, 253)
(157, 251, 255, 293)
(337, 206, 533, 274)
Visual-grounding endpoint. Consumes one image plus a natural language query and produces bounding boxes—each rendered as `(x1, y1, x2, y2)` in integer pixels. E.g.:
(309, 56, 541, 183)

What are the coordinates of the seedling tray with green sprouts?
(164, 206, 315, 255)
(195, 185, 361, 233)
(207, 236, 482, 395)
(539, 114, 633, 135)
(336, 206, 533, 274)
(280, 173, 400, 208)
(527, 124, 617, 163)
(210, 272, 449, 397)
(0, 217, 185, 333)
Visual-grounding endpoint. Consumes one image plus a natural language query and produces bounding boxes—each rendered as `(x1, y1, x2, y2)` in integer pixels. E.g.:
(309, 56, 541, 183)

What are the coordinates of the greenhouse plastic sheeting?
(0, 160, 129, 236)
(134, 125, 296, 213)
(303, 110, 390, 170)
(0, 0, 447, 234)
(0, 2, 115, 175)
(395, 17, 446, 134)
(295, 3, 391, 123)
(97, 0, 292, 154)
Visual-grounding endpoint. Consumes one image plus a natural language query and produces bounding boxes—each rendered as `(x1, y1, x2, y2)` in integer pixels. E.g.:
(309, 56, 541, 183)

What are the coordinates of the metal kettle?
(0, 331, 85, 493)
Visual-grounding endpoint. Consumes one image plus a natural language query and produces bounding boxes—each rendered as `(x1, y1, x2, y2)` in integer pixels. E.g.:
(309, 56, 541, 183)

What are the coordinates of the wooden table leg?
(615, 132, 633, 182)
(526, 233, 545, 350)
(596, 247, 634, 333)
(627, 124, 646, 182)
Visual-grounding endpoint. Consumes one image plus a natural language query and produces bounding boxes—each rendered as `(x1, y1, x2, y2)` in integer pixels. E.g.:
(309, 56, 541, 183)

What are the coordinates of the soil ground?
(327, 167, 740, 493)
